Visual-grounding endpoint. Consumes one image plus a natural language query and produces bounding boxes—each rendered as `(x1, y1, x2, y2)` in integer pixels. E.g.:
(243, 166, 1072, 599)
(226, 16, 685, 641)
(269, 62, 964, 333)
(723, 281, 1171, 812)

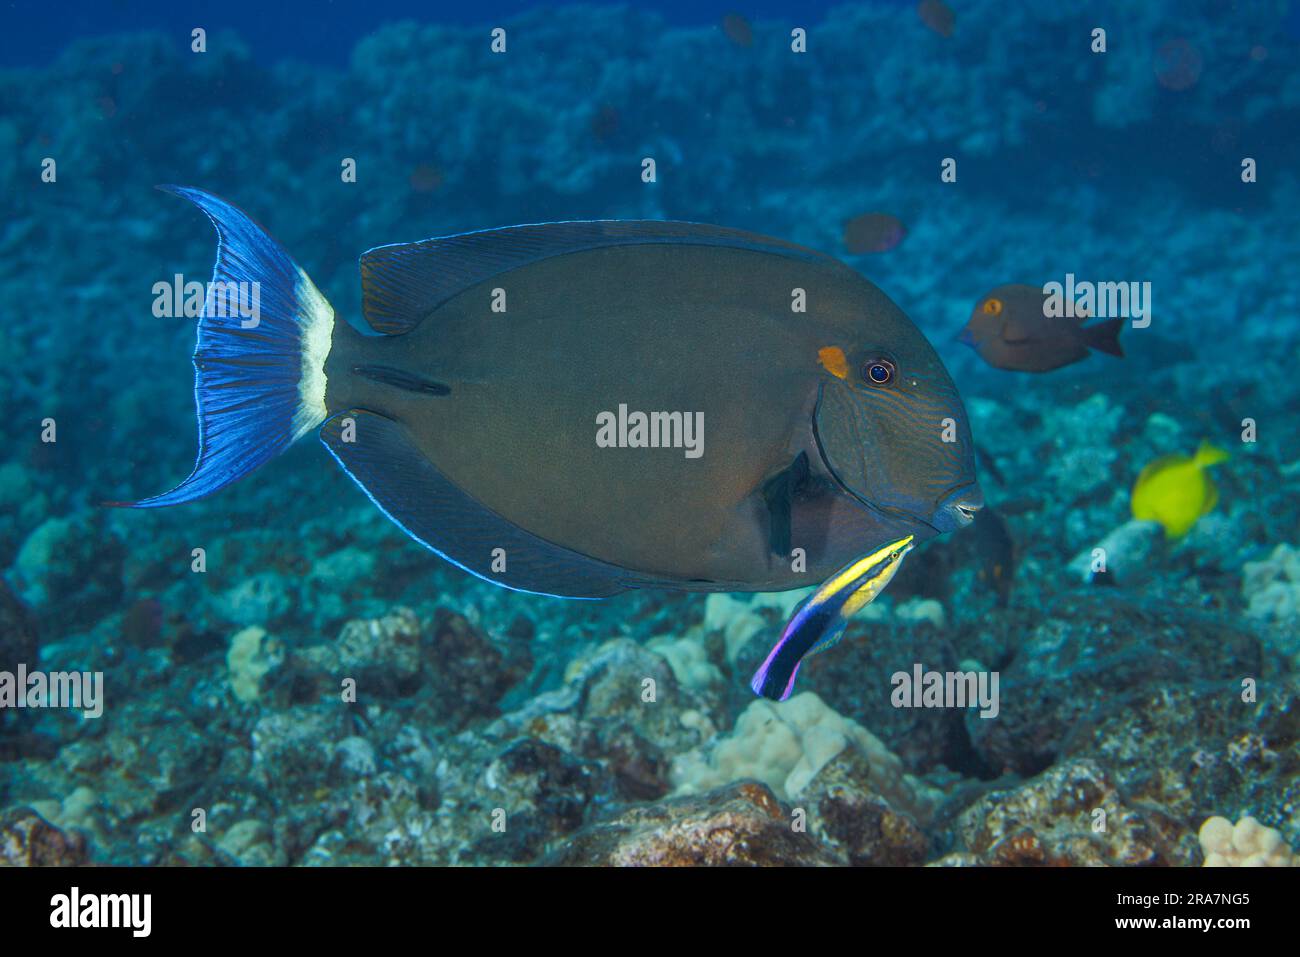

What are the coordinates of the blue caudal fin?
(110, 186, 335, 508)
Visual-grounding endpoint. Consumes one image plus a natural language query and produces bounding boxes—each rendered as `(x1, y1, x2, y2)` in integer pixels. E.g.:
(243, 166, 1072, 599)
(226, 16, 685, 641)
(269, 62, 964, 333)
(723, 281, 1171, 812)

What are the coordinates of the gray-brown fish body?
(960, 283, 1123, 372)
(118, 189, 982, 602)
(972, 505, 1016, 607)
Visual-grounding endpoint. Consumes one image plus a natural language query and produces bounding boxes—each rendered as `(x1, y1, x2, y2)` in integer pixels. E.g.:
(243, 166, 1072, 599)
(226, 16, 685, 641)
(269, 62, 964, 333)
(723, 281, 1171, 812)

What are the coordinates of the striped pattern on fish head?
(813, 311, 982, 538)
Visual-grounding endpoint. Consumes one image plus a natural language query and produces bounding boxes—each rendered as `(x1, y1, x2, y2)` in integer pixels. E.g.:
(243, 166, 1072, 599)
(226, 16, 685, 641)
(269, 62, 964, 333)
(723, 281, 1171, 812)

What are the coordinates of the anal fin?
(319, 410, 641, 599)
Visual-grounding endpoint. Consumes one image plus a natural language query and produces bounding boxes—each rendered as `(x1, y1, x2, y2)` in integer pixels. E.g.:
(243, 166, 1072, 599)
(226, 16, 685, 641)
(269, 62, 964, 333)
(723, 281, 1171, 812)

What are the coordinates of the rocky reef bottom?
(2, 590, 1296, 866)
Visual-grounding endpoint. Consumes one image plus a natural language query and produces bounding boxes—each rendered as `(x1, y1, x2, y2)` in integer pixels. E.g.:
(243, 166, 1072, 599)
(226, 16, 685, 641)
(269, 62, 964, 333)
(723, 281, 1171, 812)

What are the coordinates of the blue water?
(0, 0, 869, 67)
(0, 0, 1297, 867)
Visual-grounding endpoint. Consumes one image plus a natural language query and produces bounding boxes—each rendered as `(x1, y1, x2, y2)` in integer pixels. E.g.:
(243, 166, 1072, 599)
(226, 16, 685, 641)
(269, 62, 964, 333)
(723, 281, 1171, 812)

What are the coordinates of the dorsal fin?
(359, 220, 840, 335)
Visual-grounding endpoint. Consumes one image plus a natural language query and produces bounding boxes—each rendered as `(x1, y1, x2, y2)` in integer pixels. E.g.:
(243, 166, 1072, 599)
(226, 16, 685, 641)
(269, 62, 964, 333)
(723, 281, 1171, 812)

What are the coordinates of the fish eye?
(982, 298, 1003, 315)
(863, 358, 896, 386)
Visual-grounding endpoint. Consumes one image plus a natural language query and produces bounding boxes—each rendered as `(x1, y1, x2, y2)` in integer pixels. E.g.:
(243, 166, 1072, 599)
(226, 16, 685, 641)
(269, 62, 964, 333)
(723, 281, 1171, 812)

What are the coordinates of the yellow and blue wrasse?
(751, 535, 915, 701)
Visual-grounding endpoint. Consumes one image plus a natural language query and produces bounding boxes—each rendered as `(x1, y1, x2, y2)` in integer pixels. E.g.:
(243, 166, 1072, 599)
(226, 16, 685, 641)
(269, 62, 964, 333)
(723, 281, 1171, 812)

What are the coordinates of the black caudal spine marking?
(351, 364, 451, 396)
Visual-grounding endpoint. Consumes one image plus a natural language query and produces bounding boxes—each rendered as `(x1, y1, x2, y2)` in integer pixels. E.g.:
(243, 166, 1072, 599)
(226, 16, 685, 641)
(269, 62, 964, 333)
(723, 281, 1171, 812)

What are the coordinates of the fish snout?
(933, 485, 984, 531)
(956, 326, 978, 348)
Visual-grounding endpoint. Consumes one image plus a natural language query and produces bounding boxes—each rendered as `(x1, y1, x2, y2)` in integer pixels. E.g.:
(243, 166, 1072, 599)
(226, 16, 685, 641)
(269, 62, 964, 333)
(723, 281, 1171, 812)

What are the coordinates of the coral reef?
(798, 748, 931, 866)
(543, 781, 838, 866)
(226, 626, 283, 704)
(1243, 544, 1300, 623)
(0, 807, 89, 866)
(965, 594, 1263, 777)
(1198, 815, 1297, 867)
(937, 759, 1199, 867)
(670, 692, 936, 821)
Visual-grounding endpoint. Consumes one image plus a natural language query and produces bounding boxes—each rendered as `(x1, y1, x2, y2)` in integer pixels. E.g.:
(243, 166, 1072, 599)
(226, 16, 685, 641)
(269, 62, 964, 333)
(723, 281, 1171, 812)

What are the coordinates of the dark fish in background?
(1155, 37, 1203, 91)
(972, 505, 1016, 607)
(844, 212, 906, 254)
(1207, 381, 1258, 435)
(959, 283, 1124, 372)
(112, 188, 982, 690)
(994, 495, 1043, 517)
(721, 13, 754, 48)
(121, 597, 164, 647)
(408, 164, 443, 194)
(917, 0, 956, 38)
(1132, 329, 1196, 366)
(590, 103, 620, 142)
(0, 578, 39, 669)
(0, 730, 61, 762)
(974, 443, 1006, 487)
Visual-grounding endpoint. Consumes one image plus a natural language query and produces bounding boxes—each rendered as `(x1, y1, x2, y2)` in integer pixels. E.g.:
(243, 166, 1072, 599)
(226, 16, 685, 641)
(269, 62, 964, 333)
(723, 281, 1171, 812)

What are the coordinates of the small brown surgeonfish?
(959, 283, 1124, 372)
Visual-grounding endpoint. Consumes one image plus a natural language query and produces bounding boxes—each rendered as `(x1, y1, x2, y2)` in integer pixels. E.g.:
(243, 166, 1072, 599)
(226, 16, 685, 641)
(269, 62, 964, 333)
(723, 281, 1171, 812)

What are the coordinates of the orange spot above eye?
(818, 346, 849, 379)
(983, 298, 1003, 315)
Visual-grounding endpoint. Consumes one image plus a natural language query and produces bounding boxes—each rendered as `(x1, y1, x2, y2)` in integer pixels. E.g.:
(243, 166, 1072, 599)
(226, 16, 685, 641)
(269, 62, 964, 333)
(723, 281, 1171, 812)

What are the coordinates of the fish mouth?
(834, 484, 983, 537)
(933, 484, 984, 530)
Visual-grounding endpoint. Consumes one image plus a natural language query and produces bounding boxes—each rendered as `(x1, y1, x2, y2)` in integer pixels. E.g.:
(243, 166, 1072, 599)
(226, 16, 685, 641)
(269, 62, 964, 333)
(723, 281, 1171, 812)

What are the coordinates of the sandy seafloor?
(1, 1, 1298, 865)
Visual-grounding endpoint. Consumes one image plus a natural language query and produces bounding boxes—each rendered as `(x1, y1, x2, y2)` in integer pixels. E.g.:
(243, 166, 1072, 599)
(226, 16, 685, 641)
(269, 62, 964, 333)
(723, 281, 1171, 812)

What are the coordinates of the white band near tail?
(294, 266, 334, 442)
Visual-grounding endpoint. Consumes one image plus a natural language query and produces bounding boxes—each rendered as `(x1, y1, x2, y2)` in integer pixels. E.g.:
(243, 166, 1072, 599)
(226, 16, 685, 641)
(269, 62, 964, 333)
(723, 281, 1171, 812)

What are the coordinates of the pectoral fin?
(761, 451, 811, 558)
(1001, 319, 1034, 343)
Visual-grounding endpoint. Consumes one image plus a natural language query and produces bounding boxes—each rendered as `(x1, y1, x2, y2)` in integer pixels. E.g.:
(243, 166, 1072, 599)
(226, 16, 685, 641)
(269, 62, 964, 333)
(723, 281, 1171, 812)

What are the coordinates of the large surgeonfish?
(115, 187, 983, 696)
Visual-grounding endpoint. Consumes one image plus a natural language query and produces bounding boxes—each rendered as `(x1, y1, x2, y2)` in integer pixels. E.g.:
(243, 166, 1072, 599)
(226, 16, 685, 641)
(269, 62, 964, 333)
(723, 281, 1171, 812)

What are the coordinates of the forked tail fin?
(1193, 441, 1229, 469)
(111, 186, 334, 508)
(1083, 317, 1124, 358)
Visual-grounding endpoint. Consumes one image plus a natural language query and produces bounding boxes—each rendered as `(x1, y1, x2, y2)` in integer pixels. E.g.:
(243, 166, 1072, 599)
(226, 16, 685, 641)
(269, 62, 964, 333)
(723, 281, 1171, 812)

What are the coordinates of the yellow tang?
(1130, 441, 1229, 539)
